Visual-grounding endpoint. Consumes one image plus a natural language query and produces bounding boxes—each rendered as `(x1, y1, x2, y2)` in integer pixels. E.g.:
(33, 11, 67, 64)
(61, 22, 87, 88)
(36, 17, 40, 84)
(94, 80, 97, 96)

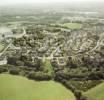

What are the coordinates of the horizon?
(0, 0, 104, 6)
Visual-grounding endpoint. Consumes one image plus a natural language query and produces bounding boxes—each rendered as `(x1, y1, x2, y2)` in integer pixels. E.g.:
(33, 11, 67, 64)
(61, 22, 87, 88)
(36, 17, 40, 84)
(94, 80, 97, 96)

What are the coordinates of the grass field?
(62, 23, 82, 29)
(0, 43, 4, 52)
(84, 82, 104, 100)
(43, 59, 54, 75)
(0, 74, 76, 100)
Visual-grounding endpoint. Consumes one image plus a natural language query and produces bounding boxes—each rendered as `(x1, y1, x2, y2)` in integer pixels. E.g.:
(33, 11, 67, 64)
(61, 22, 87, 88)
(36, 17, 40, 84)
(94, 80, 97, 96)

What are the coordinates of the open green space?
(0, 74, 76, 100)
(84, 82, 104, 100)
(0, 43, 5, 52)
(62, 23, 82, 29)
(43, 59, 53, 75)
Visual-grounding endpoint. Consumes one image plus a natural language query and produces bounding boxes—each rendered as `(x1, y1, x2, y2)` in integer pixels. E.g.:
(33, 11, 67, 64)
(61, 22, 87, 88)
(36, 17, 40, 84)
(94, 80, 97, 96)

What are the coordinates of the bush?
(74, 90, 82, 100)
(64, 82, 76, 93)
(16, 60, 24, 66)
(0, 67, 8, 73)
(88, 72, 104, 80)
(7, 57, 18, 65)
(24, 61, 35, 67)
(80, 96, 87, 100)
(9, 68, 19, 75)
(27, 72, 52, 81)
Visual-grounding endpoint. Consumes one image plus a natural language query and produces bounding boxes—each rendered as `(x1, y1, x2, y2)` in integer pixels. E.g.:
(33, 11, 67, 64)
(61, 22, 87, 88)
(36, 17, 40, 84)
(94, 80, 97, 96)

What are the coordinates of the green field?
(0, 74, 76, 100)
(0, 44, 4, 52)
(43, 59, 53, 75)
(62, 23, 82, 29)
(84, 82, 104, 100)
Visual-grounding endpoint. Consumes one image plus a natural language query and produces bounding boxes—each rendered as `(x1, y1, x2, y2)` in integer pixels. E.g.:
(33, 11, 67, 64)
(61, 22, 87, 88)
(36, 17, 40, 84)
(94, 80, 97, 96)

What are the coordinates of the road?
(0, 27, 26, 57)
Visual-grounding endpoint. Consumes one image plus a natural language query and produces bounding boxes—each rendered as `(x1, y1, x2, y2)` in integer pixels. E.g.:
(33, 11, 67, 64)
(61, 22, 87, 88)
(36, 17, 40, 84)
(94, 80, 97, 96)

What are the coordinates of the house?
(51, 57, 67, 67)
(57, 57, 67, 66)
(0, 56, 7, 65)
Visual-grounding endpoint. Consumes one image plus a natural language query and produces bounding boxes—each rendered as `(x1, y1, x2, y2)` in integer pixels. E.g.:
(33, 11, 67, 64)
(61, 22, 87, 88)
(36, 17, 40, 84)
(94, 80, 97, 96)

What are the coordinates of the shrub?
(16, 60, 24, 66)
(88, 71, 104, 80)
(7, 57, 18, 65)
(9, 68, 19, 75)
(0, 67, 8, 73)
(74, 90, 82, 100)
(80, 96, 87, 100)
(27, 72, 52, 81)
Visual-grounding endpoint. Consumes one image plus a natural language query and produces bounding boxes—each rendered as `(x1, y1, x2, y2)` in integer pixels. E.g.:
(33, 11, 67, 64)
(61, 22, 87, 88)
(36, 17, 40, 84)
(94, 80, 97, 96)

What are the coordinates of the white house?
(0, 56, 7, 65)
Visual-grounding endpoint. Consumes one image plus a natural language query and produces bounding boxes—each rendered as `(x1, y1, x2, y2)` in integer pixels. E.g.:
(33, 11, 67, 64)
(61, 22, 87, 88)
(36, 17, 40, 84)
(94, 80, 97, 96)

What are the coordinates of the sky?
(0, 0, 103, 5)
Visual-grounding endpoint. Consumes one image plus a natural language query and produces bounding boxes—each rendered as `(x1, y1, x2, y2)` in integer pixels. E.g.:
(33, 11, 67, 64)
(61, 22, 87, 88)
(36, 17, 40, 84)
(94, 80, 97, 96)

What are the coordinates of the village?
(0, 1, 104, 100)
(0, 19, 104, 71)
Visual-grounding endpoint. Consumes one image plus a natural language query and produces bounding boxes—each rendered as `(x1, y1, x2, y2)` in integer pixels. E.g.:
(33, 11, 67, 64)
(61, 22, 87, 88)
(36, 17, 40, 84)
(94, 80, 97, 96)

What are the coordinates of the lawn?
(62, 23, 82, 29)
(84, 82, 104, 100)
(0, 74, 76, 100)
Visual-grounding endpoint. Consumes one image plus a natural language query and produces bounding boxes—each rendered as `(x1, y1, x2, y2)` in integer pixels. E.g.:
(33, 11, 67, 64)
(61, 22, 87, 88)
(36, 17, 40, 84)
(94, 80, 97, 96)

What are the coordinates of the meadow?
(0, 74, 76, 100)
(84, 82, 104, 100)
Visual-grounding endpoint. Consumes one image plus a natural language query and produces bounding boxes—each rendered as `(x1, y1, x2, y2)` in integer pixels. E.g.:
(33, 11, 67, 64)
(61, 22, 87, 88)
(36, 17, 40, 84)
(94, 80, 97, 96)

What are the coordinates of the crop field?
(0, 74, 76, 100)
(84, 82, 104, 100)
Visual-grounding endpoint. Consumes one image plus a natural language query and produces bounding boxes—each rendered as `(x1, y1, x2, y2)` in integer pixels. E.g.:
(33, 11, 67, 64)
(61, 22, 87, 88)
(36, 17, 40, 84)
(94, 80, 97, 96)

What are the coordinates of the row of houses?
(0, 27, 26, 65)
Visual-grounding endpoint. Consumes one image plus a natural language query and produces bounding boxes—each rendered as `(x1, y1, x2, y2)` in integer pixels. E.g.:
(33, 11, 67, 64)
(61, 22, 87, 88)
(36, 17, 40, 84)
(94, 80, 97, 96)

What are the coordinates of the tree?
(16, 60, 24, 66)
(9, 68, 19, 75)
(0, 67, 8, 73)
(7, 57, 18, 65)
(74, 90, 82, 100)
(88, 71, 104, 80)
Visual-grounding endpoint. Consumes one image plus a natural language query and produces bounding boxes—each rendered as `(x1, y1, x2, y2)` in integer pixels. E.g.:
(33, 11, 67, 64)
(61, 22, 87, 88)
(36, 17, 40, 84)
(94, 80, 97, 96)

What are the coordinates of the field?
(62, 23, 82, 29)
(84, 82, 104, 100)
(43, 59, 53, 75)
(0, 74, 76, 100)
(0, 43, 4, 52)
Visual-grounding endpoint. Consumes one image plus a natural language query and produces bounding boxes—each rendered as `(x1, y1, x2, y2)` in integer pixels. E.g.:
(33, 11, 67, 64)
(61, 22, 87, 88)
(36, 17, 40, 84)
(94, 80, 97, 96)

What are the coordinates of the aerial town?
(0, 1, 104, 100)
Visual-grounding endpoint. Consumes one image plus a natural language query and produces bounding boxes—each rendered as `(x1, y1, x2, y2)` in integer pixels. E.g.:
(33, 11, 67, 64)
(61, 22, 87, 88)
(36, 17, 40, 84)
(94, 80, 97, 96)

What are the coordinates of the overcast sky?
(0, 0, 103, 5)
